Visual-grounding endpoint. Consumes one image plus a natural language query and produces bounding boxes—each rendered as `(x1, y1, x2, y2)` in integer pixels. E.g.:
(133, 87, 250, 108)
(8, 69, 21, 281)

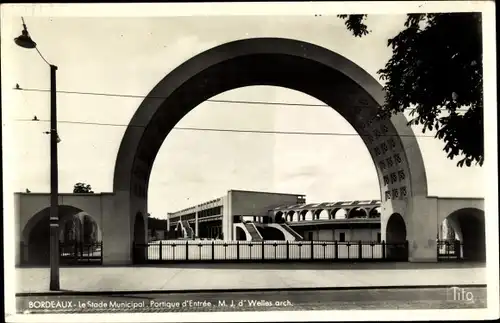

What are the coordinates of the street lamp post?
(15, 18, 60, 291)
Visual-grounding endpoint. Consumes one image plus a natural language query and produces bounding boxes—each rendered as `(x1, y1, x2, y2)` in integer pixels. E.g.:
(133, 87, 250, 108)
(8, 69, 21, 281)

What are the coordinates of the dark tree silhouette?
(339, 13, 483, 167)
(82, 214, 95, 244)
(73, 182, 94, 193)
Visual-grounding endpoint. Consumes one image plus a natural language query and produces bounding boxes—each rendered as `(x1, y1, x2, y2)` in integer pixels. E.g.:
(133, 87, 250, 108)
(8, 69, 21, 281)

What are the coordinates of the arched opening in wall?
(304, 211, 314, 221)
(21, 206, 101, 266)
(385, 213, 408, 260)
(312, 209, 323, 220)
(235, 226, 247, 241)
(287, 211, 295, 222)
(119, 38, 429, 251)
(318, 209, 329, 220)
(348, 207, 368, 219)
(299, 210, 308, 221)
(445, 208, 485, 262)
(275, 211, 285, 223)
(369, 207, 381, 218)
(133, 212, 146, 263)
(332, 208, 347, 219)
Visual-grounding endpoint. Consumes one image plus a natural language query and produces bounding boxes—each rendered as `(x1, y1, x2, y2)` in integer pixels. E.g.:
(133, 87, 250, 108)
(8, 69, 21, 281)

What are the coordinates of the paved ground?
(16, 287, 487, 313)
(16, 262, 486, 295)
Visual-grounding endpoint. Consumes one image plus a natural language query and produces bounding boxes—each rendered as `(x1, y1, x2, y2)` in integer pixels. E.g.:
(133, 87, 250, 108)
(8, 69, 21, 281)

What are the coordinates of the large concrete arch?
(112, 37, 429, 264)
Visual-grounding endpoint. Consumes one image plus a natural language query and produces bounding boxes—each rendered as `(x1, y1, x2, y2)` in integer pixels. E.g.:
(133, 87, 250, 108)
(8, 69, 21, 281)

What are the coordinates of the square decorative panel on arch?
(390, 172, 398, 184)
(388, 138, 396, 149)
(394, 153, 402, 164)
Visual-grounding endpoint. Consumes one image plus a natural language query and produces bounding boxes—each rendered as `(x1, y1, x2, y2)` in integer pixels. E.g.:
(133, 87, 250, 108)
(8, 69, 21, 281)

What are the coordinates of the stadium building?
(166, 190, 381, 242)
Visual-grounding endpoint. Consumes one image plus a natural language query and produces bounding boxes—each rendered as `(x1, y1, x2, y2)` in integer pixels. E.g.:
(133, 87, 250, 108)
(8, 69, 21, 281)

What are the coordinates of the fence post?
(436, 240, 440, 259)
(100, 241, 103, 264)
(237, 240, 240, 260)
(212, 240, 215, 260)
(382, 241, 386, 259)
(262, 240, 265, 260)
(74, 241, 78, 262)
(358, 240, 362, 259)
(310, 240, 314, 260)
(334, 240, 338, 260)
(159, 240, 163, 261)
(286, 241, 289, 260)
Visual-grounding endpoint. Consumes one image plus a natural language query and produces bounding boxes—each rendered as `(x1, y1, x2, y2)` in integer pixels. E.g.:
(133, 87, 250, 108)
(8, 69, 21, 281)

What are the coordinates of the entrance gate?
(59, 241, 103, 265)
(19, 241, 103, 266)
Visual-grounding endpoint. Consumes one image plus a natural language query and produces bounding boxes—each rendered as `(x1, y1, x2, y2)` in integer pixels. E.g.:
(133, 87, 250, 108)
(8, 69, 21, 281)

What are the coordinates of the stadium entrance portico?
(113, 37, 431, 264)
(15, 38, 485, 265)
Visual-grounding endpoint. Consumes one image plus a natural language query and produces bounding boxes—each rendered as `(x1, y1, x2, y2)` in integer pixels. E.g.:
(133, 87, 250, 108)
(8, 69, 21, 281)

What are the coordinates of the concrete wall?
(16, 193, 108, 238)
(15, 192, 115, 266)
(229, 190, 302, 218)
(15, 192, 149, 265)
(303, 228, 380, 242)
(379, 196, 485, 262)
(436, 197, 484, 224)
(228, 190, 303, 240)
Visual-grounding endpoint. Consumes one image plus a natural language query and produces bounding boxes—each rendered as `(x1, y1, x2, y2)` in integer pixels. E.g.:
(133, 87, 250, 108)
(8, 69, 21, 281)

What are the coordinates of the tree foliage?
(73, 182, 94, 193)
(338, 14, 370, 37)
(339, 13, 483, 167)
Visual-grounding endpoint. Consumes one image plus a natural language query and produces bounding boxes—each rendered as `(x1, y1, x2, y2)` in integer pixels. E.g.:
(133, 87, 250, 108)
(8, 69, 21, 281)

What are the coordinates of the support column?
(222, 193, 233, 241)
(407, 196, 438, 262)
(195, 206, 199, 238)
(103, 191, 132, 265)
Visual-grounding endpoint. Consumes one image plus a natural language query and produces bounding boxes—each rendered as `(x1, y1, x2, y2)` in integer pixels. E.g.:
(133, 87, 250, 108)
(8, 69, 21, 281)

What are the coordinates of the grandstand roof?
(272, 200, 380, 211)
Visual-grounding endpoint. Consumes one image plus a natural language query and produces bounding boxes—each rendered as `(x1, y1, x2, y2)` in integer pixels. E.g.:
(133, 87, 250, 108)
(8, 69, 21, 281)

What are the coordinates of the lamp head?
(14, 22, 37, 49)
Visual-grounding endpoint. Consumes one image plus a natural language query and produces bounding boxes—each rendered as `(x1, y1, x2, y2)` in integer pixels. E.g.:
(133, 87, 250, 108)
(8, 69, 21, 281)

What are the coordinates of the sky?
(2, 9, 486, 220)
